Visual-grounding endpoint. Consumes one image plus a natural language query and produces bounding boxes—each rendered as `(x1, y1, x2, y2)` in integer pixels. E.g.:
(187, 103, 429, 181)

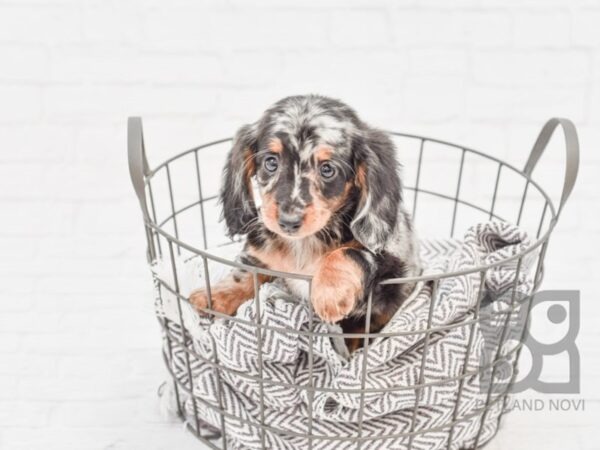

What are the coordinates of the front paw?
(189, 287, 239, 316)
(311, 250, 364, 323)
(189, 288, 211, 315)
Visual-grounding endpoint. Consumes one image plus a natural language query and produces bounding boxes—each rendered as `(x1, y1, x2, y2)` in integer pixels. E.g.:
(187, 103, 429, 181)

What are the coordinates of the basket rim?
(144, 131, 558, 285)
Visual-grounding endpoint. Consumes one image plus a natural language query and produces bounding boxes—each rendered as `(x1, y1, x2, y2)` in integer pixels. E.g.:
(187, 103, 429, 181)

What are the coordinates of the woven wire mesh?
(128, 118, 578, 450)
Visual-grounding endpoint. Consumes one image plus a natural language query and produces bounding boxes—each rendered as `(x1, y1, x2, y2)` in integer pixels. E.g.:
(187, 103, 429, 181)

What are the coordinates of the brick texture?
(0, 1, 598, 449)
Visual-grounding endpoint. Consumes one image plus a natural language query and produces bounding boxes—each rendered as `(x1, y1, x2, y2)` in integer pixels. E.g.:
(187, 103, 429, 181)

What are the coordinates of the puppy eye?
(320, 162, 336, 179)
(264, 156, 279, 173)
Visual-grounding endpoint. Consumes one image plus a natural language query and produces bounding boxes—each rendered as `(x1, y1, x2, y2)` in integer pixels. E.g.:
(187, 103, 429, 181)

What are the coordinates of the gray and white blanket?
(153, 221, 535, 449)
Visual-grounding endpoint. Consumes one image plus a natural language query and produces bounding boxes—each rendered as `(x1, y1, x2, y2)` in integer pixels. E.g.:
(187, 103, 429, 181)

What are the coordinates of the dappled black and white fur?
(190, 94, 421, 351)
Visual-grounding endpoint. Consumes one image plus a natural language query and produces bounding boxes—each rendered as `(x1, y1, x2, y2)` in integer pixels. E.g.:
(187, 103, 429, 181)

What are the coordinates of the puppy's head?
(220, 95, 401, 252)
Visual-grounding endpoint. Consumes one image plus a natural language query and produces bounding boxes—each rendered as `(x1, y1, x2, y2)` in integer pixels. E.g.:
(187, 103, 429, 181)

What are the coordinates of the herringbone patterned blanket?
(154, 221, 534, 449)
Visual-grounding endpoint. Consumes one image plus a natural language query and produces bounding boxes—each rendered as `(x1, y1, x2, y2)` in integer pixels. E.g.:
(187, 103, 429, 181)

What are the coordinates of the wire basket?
(128, 117, 579, 450)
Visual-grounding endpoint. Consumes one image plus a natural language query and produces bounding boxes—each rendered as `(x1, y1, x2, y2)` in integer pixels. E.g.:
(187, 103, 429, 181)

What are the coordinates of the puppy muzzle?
(278, 211, 303, 234)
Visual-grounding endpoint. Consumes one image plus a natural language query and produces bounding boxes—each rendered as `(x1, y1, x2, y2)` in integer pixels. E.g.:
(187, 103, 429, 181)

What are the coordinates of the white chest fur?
(282, 237, 325, 300)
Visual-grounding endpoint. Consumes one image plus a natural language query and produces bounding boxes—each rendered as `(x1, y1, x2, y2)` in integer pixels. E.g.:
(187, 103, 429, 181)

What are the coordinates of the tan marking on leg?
(189, 271, 270, 317)
(341, 239, 364, 250)
(311, 247, 364, 323)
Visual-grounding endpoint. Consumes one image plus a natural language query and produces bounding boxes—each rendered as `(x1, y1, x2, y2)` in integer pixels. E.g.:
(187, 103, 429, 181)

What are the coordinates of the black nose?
(278, 212, 303, 233)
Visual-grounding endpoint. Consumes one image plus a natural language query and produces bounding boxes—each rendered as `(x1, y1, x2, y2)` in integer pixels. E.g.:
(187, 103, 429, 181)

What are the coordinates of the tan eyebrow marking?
(314, 146, 333, 162)
(268, 138, 283, 154)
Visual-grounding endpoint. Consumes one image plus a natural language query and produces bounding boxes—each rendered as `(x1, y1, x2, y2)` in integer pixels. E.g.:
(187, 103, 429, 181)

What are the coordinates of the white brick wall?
(1, 1, 599, 449)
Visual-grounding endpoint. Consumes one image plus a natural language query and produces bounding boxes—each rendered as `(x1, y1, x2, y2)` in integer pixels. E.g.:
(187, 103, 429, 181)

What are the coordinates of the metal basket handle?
(128, 116, 156, 262)
(523, 117, 580, 218)
(128, 116, 151, 222)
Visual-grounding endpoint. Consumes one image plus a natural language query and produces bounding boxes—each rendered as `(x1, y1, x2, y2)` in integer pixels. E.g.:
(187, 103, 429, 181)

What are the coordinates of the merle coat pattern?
(190, 95, 421, 351)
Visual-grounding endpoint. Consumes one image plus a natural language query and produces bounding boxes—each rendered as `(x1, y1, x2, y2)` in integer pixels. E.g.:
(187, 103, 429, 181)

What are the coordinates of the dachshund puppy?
(190, 95, 421, 351)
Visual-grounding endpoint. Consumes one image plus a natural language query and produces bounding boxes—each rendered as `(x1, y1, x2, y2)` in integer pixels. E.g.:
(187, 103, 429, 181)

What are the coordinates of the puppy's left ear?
(350, 129, 401, 253)
(220, 123, 259, 237)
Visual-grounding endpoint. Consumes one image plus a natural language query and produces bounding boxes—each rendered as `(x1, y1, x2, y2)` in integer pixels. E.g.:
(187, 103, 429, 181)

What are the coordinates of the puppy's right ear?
(220, 123, 259, 237)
